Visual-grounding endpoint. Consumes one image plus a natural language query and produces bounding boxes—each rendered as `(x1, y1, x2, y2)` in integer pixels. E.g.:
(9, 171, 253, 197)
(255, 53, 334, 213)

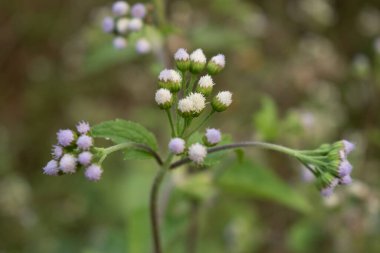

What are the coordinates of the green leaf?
(216, 160, 311, 213)
(253, 96, 279, 141)
(91, 119, 158, 160)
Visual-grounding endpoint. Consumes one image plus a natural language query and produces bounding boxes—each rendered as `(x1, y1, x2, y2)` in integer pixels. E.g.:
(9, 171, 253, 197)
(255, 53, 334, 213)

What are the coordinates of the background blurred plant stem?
(186, 199, 200, 253)
(150, 154, 174, 253)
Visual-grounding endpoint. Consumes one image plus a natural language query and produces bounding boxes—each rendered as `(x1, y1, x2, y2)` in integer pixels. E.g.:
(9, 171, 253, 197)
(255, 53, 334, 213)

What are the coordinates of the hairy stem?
(170, 141, 301, 169)
(166, 109, 177, 137)
(150, 154, 174, 253)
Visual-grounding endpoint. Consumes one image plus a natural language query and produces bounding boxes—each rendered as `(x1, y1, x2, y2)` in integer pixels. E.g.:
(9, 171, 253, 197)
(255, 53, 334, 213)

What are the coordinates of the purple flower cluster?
(42, 121, 103, 181)
(101, 1, 151, 54)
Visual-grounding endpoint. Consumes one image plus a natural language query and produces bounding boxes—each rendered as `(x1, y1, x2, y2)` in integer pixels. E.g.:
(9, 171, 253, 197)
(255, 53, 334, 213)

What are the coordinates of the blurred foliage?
(1, 0, 380, 253)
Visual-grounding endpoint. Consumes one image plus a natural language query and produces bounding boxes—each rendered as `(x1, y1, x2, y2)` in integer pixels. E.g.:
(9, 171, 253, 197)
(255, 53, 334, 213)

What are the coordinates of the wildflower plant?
(42, 44, 356, 252)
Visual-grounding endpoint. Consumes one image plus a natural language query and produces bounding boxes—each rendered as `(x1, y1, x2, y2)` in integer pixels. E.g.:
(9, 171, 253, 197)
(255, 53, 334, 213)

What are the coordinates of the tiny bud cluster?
(42, 121, 103, 181)
(102, 1, 151, 54)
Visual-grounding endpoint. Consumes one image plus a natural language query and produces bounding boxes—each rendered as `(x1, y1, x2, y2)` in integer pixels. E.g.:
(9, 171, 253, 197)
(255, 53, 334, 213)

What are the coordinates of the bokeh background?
(1, 0, 380, 252)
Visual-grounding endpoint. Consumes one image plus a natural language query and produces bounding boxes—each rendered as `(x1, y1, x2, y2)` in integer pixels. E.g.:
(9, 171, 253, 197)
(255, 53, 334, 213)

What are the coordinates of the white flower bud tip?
(116, 18, 129, 34)
(57, 129, 75, 147)
(211, 54, 225, 67)
(174, 48, 189, 61)
(59, 154, 77, 174)
(78, 151, 93, 166)
(188, 92, 206, 113)
(102, 17, 114, 33)
(112, 1, 129, 16)
(155, 88, 172, 105)
(158, 69, 182, 82)
(113, 37, 127, 49)
(131, 3, 147, 19)
(205, 128, 221, 145)
(85, 164, 103, 181)
(188, 143, 207, 164)
(216, 91, 232, 106)
(198, 75, 215, 88)
(178, 98, 194, 115)
(168, 138, 186, 154)
(128, 18, 143, 31)
(190, 49, 207, 63)
(76, 135, 93, 150)
(43, 160, 59, 176)
(136, 38, 151, 54)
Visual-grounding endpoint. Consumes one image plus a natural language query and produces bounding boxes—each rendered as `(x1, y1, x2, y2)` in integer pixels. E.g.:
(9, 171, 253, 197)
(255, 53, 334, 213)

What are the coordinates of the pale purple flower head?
(320, 178, 339, 197)
(76, 121, 90, 134)
(85, 164, 103, 181)
(342, 140, 355, 154)
(135, 38, 151, 54)
(76, 135, 93, 150)
(51, 145, 63, 160)
(112, 1, 129, 16)
(43, 160, 59, 176)
(301, 167, 315, 182)
(168, 138, 185, 154)
(78, 151, 93, 166)
(131, 3, 147, 19)
(59, 154, 77, 174)
(128, 18, 143, 31)
(205, 128, 221, 145)
(57, 129, 75, 147)
(113, 37, 127, 49)
(340, 175, 353, 185)
(102, 16, 114, 33)
(338, 160, 353, 177)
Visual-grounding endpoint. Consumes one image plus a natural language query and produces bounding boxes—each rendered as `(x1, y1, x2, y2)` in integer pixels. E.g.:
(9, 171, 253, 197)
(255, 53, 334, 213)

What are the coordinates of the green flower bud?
(211, 91, 232, 112)
(174, 48, 190, 71)
(196, 75, 215, 96)
(207, 54, 225, 75)
(190, 49, 207, 74)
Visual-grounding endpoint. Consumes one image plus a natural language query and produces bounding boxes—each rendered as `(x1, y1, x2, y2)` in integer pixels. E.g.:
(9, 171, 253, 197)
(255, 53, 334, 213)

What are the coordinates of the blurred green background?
(1, 0, 380, 252)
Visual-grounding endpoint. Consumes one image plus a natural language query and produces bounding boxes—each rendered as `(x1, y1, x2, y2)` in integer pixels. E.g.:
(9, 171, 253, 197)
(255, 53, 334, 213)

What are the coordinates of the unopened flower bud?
(85, 164, 103, 181)
(190, 49, 206, 74)
(204, 128, 221, 146)
(342, 140, 355, 154)
(102, 17, 114, 33)
(128, 18, 143, 31)
(340, 175, 352, 185)
(207, 54, 225, 75)
(76, 135, 93, 150)
(155, 88, 173, 109)
(131, 3, 147, 19)
(196, 75, 214, 96)
(174, 48, 190, 71)
(188, 92, 206, 117)
(51, 145, 63, 160)
(158, 69, 182, 92)
(113, 36, 127, 49)
(116, 18, 129, 34)
(43, 160, 59, 176)
(188, 143, 207, 164)
(78, 151, 93, 166)
(112, 1, 129, 16)
(212, 91, 232, 112)
(76, 121, 90, 135)
(168, 138, 186, 154)
(178, 97, 193, 117)
(318, 173, 338, 197)
(135, 38, 151, 54)
(59, 154, 77, 174)
(57, 129, 75, 147)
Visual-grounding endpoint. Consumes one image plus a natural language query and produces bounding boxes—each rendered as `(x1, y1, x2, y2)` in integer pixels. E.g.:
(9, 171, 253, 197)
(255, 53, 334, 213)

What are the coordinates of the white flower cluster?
(42, 121, 103, 181)
(102, 1, 151, 54)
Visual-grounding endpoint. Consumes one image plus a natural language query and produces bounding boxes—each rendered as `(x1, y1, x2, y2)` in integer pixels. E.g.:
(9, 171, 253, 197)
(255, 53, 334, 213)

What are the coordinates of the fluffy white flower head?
(43, 160, 59, 176)
(113, 37, 127, 49)
(216, 91, 232, 106)
(174, 48, 189, 61)
(168, 138, 186, 154)
(116, 18, 129, 34)
(188, 93, 206, 113)
(205, 128, 221, 145)
(128, 18, 143, 31)
(190, 49, 206, 63)
(59, 154, 77, 174)
(158, 69, 181, 82)
(211, 54, 226, 67)
(155, 88, 172, 105)
(131, 3, 147, 19)
(112, 1, 129, 16)
(136, 38, 151, 54)
(85, 164, 103, 181)
(188, 143, 207, 164)
(178, 98, 193, 113)
(198, 75, 214, 88)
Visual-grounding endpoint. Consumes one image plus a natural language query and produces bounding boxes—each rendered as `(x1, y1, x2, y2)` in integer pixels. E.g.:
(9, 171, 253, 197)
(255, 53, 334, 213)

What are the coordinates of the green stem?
(166, 109, 176, 137)
(152, 0, 167, 28)
(150, 154, 174, 253)
(184, 110, 214, 139)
